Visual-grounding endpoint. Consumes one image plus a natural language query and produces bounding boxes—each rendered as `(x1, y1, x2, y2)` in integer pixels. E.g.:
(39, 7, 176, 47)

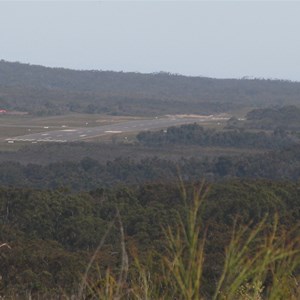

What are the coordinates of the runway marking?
(4, 115, 230, 143)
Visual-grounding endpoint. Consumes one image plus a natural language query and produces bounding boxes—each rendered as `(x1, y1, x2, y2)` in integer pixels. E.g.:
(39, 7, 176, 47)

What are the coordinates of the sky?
(0, 1, 300, 81)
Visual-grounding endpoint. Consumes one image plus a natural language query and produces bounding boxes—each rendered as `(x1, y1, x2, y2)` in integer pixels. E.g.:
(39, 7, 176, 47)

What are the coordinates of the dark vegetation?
(227, 105, 300, 131)
(136, 123, 297, 149)
(0, 144, 300, 191)
(1, 180, 300, 297)
(1, 60, 300, 116)
(0, 121, 299, 191)
(1, 60, 300, 297)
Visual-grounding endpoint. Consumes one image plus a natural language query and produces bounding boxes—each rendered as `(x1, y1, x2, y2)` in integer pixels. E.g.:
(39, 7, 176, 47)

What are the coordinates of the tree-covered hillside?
(1, 60, 300, 115)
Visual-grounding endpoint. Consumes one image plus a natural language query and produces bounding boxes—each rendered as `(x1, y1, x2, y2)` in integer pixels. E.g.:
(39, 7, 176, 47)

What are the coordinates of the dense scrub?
(1, 144, 300, 191)
(136, 123, 296, 149)
(227, 105, 300, 130)
(0, 180, 300, 296)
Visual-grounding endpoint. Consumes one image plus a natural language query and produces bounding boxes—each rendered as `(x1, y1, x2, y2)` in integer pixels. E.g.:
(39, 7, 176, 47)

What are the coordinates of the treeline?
(2, 60, 300, 115)
(136, 123, 296, 149)
(227, 105, 300, 130)
(0, 180, 300, 296)
(1, 145, 300, 191)
(0, 157, 178, 190)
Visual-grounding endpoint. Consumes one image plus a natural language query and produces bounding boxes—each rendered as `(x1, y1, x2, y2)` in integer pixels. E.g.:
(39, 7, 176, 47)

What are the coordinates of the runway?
(5, 115, 227, 143)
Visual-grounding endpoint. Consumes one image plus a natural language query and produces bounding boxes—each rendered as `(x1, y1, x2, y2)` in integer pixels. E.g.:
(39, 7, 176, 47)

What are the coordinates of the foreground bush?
(81, 182, 300, 300)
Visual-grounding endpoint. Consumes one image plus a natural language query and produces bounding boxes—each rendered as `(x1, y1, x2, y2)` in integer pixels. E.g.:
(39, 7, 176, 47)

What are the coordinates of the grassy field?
(0, 113, 232, 152)
(0, 113, 146, 151)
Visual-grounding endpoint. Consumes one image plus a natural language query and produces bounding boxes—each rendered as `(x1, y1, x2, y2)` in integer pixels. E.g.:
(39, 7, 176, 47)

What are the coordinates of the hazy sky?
(1, 1, 300, 81)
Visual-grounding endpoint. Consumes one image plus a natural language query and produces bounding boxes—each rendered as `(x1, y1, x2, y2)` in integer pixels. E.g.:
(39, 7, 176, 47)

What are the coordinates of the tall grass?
(213, 215, 300, 300)
(81, 182, 300, 300)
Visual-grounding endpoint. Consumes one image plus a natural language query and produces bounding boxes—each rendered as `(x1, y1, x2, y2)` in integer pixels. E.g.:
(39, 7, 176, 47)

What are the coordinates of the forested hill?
(1, 60, 300, 115)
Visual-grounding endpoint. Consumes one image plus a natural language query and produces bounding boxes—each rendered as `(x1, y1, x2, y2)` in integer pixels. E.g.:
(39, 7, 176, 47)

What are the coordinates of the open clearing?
(0, 113, 229, 149)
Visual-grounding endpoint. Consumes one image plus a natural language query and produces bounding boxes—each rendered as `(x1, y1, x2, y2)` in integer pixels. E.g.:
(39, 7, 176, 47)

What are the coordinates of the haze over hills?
(0, 60, 300, 116)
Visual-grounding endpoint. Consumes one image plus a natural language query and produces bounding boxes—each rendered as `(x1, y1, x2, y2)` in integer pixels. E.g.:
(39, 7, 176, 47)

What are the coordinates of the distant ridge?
(0, 60, 300, 116)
